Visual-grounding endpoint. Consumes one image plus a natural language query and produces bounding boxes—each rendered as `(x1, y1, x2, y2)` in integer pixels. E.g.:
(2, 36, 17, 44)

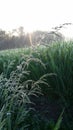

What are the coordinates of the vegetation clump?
(0, 41, 73, 129)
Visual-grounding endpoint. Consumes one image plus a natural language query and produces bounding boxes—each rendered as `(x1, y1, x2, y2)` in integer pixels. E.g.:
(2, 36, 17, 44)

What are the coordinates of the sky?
(0, 0, 73, 38)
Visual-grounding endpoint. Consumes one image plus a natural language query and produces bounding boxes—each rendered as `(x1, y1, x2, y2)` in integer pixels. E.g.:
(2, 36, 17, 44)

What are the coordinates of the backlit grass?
(0, 41, 73, 129)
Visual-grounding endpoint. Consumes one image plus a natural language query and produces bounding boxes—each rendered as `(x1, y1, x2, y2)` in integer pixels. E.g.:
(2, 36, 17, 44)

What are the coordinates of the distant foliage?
(0, 27, 64, 50)
(31, 31, 64, 46)
(0, 28, 31, 50)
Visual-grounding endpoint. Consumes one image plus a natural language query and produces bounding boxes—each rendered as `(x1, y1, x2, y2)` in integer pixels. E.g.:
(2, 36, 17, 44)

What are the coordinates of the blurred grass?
(0, 41, 73, 129)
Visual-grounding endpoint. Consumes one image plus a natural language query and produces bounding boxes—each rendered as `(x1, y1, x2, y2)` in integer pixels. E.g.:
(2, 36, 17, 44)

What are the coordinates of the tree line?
(0, 26, 64, 50)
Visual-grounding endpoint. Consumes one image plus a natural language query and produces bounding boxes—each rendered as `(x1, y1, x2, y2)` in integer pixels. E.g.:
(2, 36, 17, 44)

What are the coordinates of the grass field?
(0, 41, 73, 130)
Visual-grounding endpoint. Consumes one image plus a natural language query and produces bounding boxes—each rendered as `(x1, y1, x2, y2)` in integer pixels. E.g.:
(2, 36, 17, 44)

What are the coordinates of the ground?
(30, 94, 62, 122)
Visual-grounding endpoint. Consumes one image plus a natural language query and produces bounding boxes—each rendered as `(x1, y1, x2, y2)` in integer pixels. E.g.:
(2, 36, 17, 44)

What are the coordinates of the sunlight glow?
(0, 0, 73, 38)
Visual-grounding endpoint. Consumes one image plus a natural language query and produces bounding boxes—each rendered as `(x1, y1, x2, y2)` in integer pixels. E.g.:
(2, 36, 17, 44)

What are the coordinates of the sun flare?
(0, 0, 73, 38)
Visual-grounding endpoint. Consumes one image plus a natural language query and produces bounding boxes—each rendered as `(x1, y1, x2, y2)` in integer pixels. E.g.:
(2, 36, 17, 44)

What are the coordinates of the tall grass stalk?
(0, 41, 73, 129)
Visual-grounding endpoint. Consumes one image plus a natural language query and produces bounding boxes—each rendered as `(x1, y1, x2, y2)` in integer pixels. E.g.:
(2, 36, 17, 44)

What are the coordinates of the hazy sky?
(0, 0, 73, 38)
